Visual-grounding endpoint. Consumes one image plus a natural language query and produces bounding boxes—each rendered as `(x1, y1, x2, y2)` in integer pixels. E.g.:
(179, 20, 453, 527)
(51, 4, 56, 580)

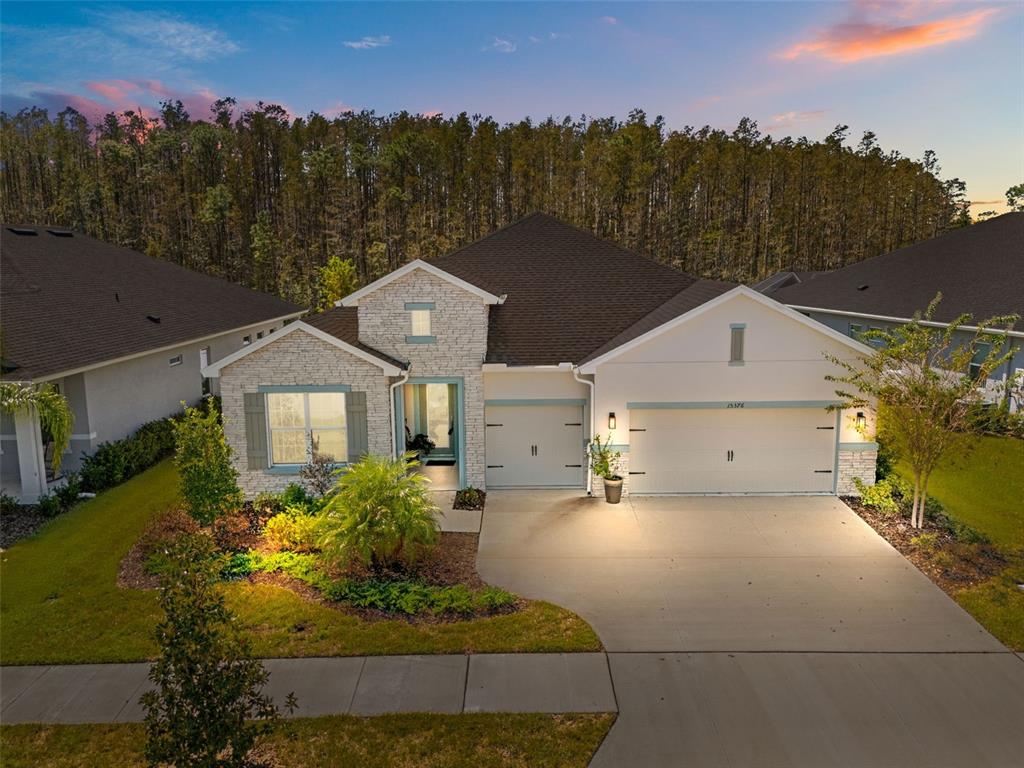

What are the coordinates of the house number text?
(726, 402, 745, 408)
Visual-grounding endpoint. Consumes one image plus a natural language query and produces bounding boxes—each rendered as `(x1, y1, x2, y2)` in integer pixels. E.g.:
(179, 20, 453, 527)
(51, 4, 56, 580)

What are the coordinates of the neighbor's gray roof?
(1, 226, 304, 380)
(436, 213, 728, 365)
(772, 213, 1024, 331)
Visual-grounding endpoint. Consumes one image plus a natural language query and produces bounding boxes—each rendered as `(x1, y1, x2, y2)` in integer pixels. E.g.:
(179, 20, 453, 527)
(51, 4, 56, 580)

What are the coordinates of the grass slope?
(0, 461, 599, 665)
(0, 714, 615, 768)
(899, 434, 1024, 650)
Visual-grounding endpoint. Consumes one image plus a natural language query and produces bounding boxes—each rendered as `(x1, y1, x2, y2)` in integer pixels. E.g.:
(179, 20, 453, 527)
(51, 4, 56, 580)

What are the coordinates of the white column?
(14, 408, 47, 503)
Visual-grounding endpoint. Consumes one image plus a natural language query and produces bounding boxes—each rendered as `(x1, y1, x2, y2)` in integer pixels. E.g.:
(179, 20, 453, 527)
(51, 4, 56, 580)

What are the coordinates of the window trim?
(969, 341, 992, 381)
(264, 389, 349, 468)
(729, 323, 745, 365)
(168, 354, 183, 367)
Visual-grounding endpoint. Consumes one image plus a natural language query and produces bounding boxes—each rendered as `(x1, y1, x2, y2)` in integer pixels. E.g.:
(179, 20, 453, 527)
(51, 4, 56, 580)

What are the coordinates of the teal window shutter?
(346, 391, 369, 464)
(243, 392, 269, 470)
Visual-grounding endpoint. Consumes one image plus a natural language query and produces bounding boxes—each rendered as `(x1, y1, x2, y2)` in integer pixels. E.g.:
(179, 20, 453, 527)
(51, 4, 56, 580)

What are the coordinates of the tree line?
(0, 100, 971, 307)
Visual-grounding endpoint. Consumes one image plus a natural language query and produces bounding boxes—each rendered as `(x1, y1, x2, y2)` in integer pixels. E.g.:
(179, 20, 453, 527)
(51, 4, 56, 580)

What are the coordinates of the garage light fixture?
(855, 411, 867, 431)
(608, 412, 617, 430)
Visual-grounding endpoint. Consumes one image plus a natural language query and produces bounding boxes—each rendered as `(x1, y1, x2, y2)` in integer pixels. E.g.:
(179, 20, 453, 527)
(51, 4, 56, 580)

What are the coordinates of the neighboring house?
(760, 213, 1024, 409)
(206, 213, 877, 497)
(1, 226, 304, 502)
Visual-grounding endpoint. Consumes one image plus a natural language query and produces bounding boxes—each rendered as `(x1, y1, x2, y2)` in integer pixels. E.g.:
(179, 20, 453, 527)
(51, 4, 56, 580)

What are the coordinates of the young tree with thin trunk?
(826, 295, 1018, 528)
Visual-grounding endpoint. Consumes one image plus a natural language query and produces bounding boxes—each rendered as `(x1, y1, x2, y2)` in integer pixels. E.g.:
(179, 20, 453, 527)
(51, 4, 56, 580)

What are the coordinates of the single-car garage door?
(485, 404, 585, 488)
(628, 407, 837, 493)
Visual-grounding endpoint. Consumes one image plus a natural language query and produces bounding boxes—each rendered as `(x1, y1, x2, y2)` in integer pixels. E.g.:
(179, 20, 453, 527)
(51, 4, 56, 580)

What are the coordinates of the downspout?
(389, 368, 411, 458)
(572, 366, 595, 496)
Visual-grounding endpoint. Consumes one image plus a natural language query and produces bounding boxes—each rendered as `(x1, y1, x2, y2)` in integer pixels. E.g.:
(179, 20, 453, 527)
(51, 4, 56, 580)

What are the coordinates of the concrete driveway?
(476, 492, 1024, 767)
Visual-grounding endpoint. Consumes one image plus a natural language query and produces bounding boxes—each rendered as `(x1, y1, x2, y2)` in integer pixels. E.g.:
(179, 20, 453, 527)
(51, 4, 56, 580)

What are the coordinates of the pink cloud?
(421, 110, 443, 119)
(780, 5, 1000, 63)
(84, 79, 141, 103)
(766, 109, 827, 131)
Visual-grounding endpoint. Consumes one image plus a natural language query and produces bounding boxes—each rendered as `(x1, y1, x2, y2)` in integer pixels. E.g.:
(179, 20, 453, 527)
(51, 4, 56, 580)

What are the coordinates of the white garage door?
(485, 404, 585, 488)
(629, 407, 837, 494)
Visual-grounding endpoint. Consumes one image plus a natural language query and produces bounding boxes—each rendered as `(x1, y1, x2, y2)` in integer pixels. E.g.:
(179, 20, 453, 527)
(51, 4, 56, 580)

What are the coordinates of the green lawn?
(901, 434, 1024, 549)
(0, 461, 600, 665)
(0, 713, 615, 768)
(898, 434, 1024, 650)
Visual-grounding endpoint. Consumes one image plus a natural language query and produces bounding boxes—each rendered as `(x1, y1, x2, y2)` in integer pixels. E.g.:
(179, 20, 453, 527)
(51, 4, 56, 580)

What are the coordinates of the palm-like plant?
(0, 383, 74, 473)
(319, 452, 440, 572)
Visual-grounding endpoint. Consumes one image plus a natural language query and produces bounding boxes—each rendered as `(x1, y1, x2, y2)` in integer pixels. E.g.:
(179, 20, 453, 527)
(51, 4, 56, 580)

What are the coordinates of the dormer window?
(405, 302, 436, 343)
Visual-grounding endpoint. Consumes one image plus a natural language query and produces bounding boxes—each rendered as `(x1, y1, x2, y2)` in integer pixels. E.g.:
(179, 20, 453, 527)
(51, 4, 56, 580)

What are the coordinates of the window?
(266, 391, 347, 465)
(849, 323, 865, 339)
(410, 309, 431, 336)
(969, 342, 992, 381)
(243, 335, 252, 346)
(729, 324, 745, 364)
(168, 354, 183, 367)
(257, 331, 264, 340)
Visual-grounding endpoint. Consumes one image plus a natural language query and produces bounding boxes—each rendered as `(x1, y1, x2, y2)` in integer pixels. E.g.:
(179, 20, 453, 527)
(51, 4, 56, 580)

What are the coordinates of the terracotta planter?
(602, 477, 623, 504)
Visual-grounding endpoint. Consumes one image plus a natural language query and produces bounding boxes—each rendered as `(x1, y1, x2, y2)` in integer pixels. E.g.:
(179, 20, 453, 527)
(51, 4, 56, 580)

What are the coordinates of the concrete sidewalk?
(0, 653, 616, 724)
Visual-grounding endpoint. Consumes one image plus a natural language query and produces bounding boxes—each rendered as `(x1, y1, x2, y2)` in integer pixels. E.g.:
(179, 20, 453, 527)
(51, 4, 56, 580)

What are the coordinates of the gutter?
(389, 369, 411, 458)
(572, 366, 595, 496)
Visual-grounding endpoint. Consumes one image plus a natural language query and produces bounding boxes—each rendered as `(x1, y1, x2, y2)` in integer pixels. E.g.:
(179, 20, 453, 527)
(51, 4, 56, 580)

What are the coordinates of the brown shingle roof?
(302, 306, 406, 369)
(1, 226, 303, 380)
(435, 213, 718, 365)
(773, 213, 1024, 330)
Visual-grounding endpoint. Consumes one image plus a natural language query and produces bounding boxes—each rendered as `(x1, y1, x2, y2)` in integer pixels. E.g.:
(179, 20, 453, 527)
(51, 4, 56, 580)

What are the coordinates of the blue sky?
(2, 1, 1020, 212)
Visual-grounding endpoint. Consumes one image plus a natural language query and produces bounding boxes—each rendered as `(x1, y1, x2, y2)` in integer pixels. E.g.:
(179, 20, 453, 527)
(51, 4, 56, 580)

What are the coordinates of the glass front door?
(404, 382, 458, 460)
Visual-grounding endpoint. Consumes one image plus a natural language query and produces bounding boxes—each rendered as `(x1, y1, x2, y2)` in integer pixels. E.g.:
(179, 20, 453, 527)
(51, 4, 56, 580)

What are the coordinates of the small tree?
(299, 446, 336, 497)
(142, 534, 290, 767)
(319, 453, 439, 572)
(589, 434, 622, 481)
(827, 295, 1018, 528)
(315, 255, 359, 311)
(0, 382, 74, 473)
(173, 400, 242, 524)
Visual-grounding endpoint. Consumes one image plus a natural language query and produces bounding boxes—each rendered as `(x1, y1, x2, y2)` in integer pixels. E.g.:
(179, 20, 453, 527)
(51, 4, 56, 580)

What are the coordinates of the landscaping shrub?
(299, 452, 337, 496)
(79, 417, 175, 492)
(263, 509, 322, 553)
(910, 532, 941, 551)
(0, 491, 18, 515)
(142, 534, 288, 767)
(854, 476, 910, 516)
(280, 482, 320, 513)
(212, 512, 256, 552)
(54, 472, 82, 509)
(35, 492, 63, 518)
(319, 453, 439, 572)
(173, 400, 242, 525)
(454, 486, 485, 510)
(252, 491, 286, 518)
(336, 579, 515, 617)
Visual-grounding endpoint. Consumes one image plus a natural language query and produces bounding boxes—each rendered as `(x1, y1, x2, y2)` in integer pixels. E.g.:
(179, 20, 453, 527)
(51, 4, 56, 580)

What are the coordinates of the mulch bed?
(843, 496, 1008, 594)
(453, 489, 486, 511)
(0, 508, 50, 550)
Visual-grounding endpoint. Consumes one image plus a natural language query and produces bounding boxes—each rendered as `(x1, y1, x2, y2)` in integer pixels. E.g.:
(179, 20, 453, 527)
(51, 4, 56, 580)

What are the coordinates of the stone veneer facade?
(356, 270, 490, 489)
(837, 448, 877, 496)
(220, 330, 392, 496)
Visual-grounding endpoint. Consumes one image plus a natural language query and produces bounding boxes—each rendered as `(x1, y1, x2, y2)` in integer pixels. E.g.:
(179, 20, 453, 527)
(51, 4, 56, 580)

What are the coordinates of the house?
(1, 226, 304, 502)
(760, 213, 1024, 408)
(204, 213, 877, 496)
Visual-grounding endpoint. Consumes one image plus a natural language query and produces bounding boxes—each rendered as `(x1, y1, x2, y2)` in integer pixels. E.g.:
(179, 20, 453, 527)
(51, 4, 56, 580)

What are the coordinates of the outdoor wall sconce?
(608, 412, 617, 430)
(855, 412, 867, 431)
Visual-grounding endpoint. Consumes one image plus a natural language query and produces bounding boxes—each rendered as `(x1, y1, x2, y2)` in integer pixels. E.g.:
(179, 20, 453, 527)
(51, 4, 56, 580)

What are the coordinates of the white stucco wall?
(589, 292, 877, 494)
(357, 270, 490, 487)
(219, 328, 392, 496)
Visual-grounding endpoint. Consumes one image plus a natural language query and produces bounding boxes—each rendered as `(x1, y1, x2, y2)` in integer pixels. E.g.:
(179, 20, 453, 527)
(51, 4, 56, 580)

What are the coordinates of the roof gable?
(203, 320, 403, 377)
(578, 286, 872, 372)
(338, 259, 504, 306)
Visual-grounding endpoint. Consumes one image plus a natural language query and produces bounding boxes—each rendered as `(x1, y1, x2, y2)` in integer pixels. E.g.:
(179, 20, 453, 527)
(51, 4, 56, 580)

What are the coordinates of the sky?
(2, 1, 1021, 213)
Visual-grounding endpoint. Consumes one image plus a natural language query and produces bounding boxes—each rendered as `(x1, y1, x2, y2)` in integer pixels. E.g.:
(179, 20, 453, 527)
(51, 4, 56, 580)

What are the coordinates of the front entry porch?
(398, 378, 465, 491)
(1, 406, 61, 504)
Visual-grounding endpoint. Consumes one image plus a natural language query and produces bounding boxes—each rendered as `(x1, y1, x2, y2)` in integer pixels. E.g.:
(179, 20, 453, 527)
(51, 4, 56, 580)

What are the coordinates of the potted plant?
(589, 435, 623, 504)
(405, 429, 436, 463)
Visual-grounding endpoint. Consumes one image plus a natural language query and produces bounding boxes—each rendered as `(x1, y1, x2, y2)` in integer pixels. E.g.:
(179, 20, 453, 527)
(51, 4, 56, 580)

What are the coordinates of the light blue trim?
(485, 398, 587, 407)
(832, 410, 841, 494)
(606, 444, 629, 453)
(405, 335, 437, 344)
(730, 323, 747, 329)
(626, 400, 840, 410)
(408, 376, 466, 488)
(405, 302, 435, 310)
(839, 442, 879, 452)
(728, 361, 745, 367)
(258, 384, 351, 393)
(266, 462, 346, 476)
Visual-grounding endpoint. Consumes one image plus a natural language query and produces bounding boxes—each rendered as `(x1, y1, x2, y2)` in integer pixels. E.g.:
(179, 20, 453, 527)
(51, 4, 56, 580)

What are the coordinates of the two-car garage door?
(628, 407, 837, 494)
